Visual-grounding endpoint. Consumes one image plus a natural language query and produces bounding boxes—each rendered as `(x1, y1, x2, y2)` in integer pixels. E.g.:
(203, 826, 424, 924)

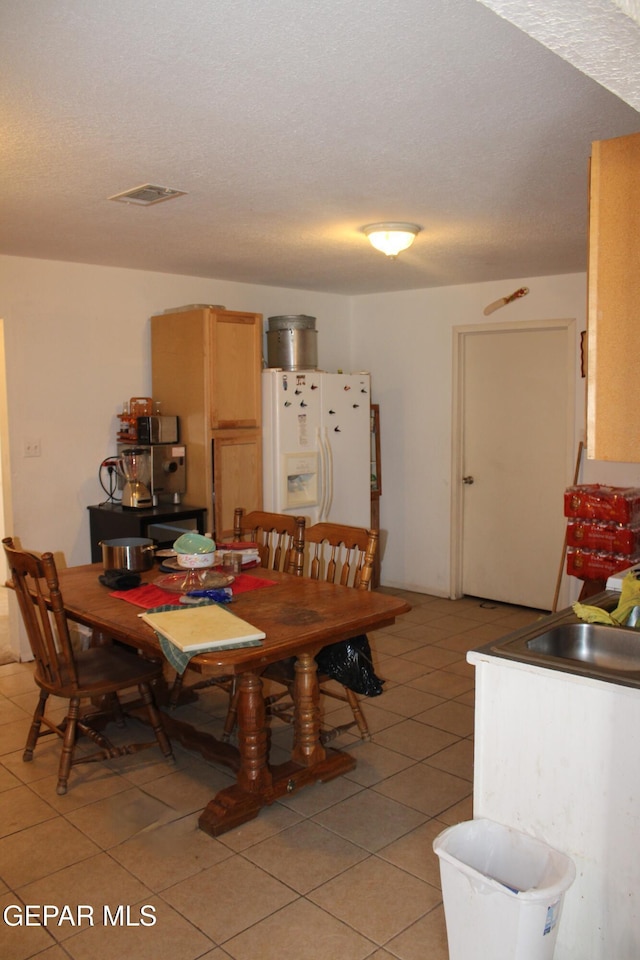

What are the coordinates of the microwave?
(136, 415, 179, 444)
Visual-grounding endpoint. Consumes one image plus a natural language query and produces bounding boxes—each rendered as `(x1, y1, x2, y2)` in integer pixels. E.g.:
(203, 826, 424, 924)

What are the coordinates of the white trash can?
(433, 819, 575, 960)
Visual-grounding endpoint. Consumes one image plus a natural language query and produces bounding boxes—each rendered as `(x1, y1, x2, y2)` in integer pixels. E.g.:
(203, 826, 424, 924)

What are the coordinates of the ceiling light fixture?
(362, 222, 422, 258)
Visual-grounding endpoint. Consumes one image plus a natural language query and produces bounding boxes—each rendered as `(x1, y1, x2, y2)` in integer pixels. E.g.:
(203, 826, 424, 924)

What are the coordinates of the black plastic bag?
(315, 634, 384, 697)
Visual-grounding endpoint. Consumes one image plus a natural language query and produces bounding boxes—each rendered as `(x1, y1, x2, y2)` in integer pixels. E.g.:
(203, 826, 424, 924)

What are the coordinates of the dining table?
(54, 562, 411, 836)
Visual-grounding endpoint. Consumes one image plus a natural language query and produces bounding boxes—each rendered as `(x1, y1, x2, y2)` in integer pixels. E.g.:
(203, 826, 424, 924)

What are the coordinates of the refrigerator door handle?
(317, 427, 328, 520)
(323, 428, 334, 521)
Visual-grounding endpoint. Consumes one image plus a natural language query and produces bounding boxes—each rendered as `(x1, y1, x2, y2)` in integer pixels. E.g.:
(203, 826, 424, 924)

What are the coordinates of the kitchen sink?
(476, 591, 640, 688)
(526, 622, 640, 672)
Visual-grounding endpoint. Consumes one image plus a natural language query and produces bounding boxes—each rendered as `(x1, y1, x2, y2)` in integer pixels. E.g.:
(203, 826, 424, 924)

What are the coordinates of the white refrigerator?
(262, 369, 371, 528)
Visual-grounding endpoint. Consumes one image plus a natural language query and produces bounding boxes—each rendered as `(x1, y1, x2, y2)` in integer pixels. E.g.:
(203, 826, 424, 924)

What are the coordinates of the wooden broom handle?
(552, 441, 584, 612)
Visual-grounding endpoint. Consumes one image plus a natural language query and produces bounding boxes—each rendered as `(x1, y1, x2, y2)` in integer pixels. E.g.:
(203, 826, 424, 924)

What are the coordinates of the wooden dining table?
(55, 562, 411, 836)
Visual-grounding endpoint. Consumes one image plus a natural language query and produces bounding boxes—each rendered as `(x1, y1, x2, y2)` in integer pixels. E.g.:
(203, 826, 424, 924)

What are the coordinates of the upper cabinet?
(209, 312, 263, 429)
(151, 306, 263, 537)
(587, 131, 640, 462)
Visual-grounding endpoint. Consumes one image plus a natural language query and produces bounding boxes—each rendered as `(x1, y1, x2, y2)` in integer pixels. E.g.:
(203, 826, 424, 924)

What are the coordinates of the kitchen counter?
(468, 605, 640, 958)
(472, 589, 640, 690)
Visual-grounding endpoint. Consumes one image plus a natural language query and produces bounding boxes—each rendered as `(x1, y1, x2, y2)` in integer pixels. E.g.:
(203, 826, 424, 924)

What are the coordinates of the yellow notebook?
(139, 604, 265, 653)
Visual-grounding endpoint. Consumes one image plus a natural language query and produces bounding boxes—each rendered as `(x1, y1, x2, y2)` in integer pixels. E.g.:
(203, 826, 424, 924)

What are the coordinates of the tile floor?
(0, 588, 544, 960)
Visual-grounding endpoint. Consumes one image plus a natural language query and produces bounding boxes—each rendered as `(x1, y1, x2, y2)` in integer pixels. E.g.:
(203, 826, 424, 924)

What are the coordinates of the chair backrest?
(233, 509, 306, 574)
(305, 523, 378, 590)
(3, 537, 78, 690)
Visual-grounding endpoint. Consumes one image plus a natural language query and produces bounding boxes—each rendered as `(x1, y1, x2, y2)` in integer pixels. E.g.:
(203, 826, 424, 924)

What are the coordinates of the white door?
(452, 320, 576, 610)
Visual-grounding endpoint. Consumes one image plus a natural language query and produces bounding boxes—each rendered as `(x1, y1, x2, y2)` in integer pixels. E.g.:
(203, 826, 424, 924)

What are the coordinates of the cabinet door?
(212, 429, 263, 539)
(587, 131, 640, 461)
(151, 310, 212, 516)
(210, 312, 263, 429)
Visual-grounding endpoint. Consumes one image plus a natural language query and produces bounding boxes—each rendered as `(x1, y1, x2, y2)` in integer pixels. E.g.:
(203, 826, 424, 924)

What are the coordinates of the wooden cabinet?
(209, 314, 263, 429)
(587, 131, 640, 462)
(151, 306, 263, 537)
(211, 429, 262, 539)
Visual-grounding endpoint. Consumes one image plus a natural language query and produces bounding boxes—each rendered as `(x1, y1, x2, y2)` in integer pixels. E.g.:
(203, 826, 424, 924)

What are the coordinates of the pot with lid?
(267, 315, 318, 370)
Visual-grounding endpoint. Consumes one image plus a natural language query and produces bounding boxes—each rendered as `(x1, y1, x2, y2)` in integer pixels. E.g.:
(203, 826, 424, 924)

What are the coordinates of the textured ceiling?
(1, 0, 639, 295)
(478, 0, 640, 108)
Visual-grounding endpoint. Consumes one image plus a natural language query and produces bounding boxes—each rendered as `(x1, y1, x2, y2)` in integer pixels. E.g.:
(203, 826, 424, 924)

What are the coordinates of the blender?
(117, 448, 153, 509)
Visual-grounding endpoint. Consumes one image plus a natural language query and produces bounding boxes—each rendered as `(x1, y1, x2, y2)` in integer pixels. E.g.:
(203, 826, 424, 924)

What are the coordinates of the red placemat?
(231, 573, 277, 593)
(110, 583, 180, 608)
(110, 572, 276, 608)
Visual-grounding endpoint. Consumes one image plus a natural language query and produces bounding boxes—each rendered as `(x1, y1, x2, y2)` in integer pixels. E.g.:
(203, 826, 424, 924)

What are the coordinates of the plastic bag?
(315, 634, 384, 697)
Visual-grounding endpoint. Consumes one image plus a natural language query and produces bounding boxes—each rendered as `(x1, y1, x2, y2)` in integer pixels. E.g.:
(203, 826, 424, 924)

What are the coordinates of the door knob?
(462, 475, 475, 484)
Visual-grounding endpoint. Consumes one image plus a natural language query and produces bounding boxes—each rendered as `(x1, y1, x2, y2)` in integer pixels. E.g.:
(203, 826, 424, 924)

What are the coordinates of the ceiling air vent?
(108, 184, 187, 205)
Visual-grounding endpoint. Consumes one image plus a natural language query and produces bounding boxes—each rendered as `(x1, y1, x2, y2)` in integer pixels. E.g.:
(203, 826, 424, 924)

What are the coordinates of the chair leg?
(57, 698, 80, 795)
(108, 693, 126, 728)
(139, 683, 173, 760)
(344, 688, 371, 740)
(169, 672, 184, 708)
(23, 689, 49, 761)
(169, 672, 222, 708)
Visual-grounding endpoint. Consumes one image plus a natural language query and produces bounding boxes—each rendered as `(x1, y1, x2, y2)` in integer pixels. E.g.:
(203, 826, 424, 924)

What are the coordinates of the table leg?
(235, 671, 272, 794)
(263, 651, 355, 801)
(198, 670, 273, 836)
(291, 651, 326, 767)
(197, 659, 356, 836)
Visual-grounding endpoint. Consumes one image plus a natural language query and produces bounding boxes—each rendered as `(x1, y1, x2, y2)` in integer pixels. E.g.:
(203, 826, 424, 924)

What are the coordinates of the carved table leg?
(199, 670, 273, 836)
(235, 671, 272, 794)
(199, 664, 355, 837)
(291, 651, 326, 767)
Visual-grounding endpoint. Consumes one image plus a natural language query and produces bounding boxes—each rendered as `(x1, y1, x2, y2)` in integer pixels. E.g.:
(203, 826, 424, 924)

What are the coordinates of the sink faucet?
(625, 606, 640, 628)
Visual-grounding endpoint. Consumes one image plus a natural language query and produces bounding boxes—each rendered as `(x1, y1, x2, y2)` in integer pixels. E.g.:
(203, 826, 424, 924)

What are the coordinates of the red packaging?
(566, 547, 640, 580)
(566, 519, 640, 555)
(564, 485, 640, 523)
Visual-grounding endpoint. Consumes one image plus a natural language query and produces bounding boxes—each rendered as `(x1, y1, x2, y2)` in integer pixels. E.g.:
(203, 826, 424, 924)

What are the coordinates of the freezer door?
(319, 373, 371, 528)
(262, 369, 322, 517)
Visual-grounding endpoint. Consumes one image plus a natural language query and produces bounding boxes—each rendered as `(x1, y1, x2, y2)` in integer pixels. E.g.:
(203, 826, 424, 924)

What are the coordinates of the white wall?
(0, 255, 350, 577)
(351, 272, 640, 597)
(2, 254, 639, 618)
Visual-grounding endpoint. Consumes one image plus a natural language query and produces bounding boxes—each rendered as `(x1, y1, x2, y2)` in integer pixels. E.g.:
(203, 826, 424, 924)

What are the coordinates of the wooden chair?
(305, 522, 378, 591)
(232, 508, 306, 574)
(169, 510, 306, 731)
(238, 523, 379, 744)
(3, 537, 173, 795)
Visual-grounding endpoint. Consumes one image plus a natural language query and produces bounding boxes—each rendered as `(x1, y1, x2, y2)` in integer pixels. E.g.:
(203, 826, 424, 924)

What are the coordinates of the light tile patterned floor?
(0, 589, 544, 960)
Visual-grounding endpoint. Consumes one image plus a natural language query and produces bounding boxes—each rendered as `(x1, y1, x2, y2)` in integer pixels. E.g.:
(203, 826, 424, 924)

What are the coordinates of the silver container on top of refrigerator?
(266, 315, 318, 371)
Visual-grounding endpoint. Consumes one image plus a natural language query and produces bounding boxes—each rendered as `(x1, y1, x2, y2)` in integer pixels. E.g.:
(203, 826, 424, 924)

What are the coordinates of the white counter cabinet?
(468, 649, 640, 959)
